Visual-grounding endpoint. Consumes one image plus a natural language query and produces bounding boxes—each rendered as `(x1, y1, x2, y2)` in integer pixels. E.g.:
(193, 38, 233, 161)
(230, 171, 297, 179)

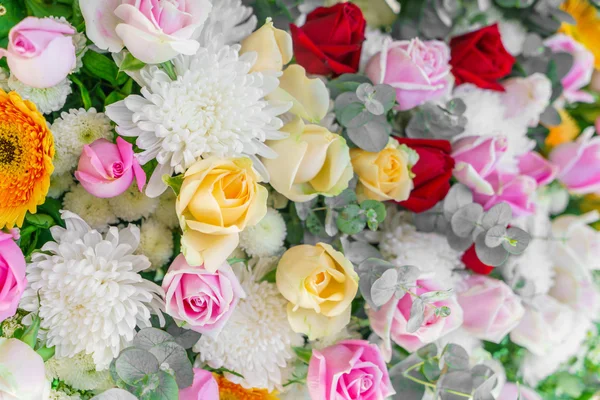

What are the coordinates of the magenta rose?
(365, 38, 451, 111)
(457, 275, 525, 343)
(75, 137, 146, 198)
(0, 17, 76, 88)
(517, 151, 557, 187)
(0, 231, 27, 323)
(179, 368, 218, 400)
(162, 254, 245, 337)
(307, 340, 395, 400)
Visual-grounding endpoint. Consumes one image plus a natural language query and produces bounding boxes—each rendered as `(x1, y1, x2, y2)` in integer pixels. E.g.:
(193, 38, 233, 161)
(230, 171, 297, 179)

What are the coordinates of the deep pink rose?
(162, 254, 245, 337)
(179, 368, 218, 400)
(457, 275, 525, 343)
(517, 151, 557, 187)
(365, 38, 451, 111)
(0, 17, 75, 88)
(472, 171, 537, 217)
(545, 34, 594, 104)
(307, 340, 395, 400)
(0, 231, 27, 323)
(368, 278, 463, 358)
(75, 137, 146, 198)
(549, 128, 600, 194)
(497, 383, 542, 400)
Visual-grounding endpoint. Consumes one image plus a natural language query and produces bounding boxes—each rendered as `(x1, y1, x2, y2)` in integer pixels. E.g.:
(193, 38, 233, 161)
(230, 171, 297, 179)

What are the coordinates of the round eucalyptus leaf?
(551, 52, 574, 80)
(446, 98, 466, 116)
(148, 341, 193, 389)
(133, 328, 175, 350)
(441, 344, 470, 371)
(451, 203, 483, 238)
(417, 343, 438, 359)
(443, 184, 473, 220)
(437, 371, 474, 400)
(523, 33, 545, 56)
(475, 233, 508, 266)
(115, 348, 160, 385)
(396, 265, 421, 285)
(334, 91, 360, 110)
(502, 227, 531, 255)
(539, 105, 562, 126)
(371, 268, 399, 308)
(446, 229, 473, 252)
(347, 117, 390, 152)
(372, 84, 397, 114)
(406, 298, 425, 333)
(339, 103, 372, 128)
(481, 203, 512, 230)
(484, 225, 507, 248)
(166, 325, 202, 350)
(548, 7, 576, 24)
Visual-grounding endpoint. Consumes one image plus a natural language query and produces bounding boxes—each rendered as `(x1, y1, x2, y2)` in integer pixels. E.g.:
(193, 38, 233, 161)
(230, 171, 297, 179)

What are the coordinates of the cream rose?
(276, 242, 359, 340)
(351, 139, 415, 202)
(177, 157, 268, 272)
(263, 118, 353, 202)
(240, 18, 293, 73)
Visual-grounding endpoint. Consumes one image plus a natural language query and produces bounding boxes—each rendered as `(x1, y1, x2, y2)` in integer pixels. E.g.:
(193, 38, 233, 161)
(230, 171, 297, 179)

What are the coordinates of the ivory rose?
(0, 338, 50, 400)
(177, 157, 268, 272)
(0, 17, 76, 88)
(0, 231, 26, 323)
(276, 243, 358, 340)
(179, 369, 219, 400)
(351, 139, 416, 202)
(81, 0, 212, 64)
(240, 18, 292, 73)
(263, 118, 353, 202)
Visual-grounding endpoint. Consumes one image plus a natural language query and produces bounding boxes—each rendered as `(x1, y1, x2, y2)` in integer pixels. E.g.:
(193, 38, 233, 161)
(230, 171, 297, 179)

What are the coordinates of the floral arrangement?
(2, 0, 600, 399)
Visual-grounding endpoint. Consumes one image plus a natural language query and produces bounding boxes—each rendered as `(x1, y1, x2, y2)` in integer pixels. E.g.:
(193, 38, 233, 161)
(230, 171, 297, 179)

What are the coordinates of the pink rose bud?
(497, 383, 542, 400)
(75, 137, 146, 198)
(472, 171, 537, 217)
(0, 232, 27, 323)
(517, 151, 558, 187)
(366, 38, 451, 111)
(457, 275, 525, 343)
(162, 255, 245, 337)
(550, 127, 600, 195)
(179, 368, 218, 400)
(307, 340, 396, 400)
(0, 17, 76, 88)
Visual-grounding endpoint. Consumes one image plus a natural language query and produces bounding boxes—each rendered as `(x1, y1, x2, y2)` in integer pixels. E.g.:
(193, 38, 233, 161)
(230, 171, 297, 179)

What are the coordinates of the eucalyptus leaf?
(484, 225, 507, 248)
(522, 33, 545, 57)
(396, 265, 421, 285)
(325, 189, 357, 209)
(551, 52, 574, 80)
(539, 105, 562, 126)
(437, 371, 474, 400)
(342, 240, 382, 265)
(443, 184, 473, 220)
(475, 233, 509, 266)
(445, 98, 466, 116)
(325, 210, 338, 237)
(340, 103, 373, 128)
(423, 359, 442, 382)
(134, 370, 179, 399)
(295, 198, 317, 221)
(360, 200, 387, 223)
(347, 117, 391, 152)
(548, 7, 576, 24)
(416, 343, 438, 359)
(406, 298, 425, 333)
(328, 74, 373, 98)
(420, 289, 454, 304)
(336, 204, 366, 235)
(450, 204, 483, 238)
(166, 325, 202, 350)
(371, 268, 399, 308)
(441, 344, 470, 371)
(148, 341, 193, 389)
(115, 348, 160, 385)
(481, 203, 512, 230)
(133, 328, 175, 351)
(502, 227, 531, 255)
(358, 258, 395, 309)
(335, 91, 361, 111)
(91, 389, 138, 400)
(446, 229, 474, 252)
(472, 365, 497, 400)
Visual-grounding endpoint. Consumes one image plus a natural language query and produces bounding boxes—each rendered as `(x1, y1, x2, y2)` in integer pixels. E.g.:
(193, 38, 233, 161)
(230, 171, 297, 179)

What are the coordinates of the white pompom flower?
(137, 218, 174, 270)
(239, 208, 286, 257)
(62, 185, 117, 232)
(45, 352, 112, 391)
(108, 184, 159, 222)
(8, 74, 72, 114)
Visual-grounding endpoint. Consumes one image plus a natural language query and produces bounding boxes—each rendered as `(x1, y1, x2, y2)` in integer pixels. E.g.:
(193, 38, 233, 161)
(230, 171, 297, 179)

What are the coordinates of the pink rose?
(550, 268, 600, 315)
(517, 151, 557, 187)
(497, 383, 541, 400)
(368, 279, 463, 358)
(0, 17, 75, 88)
(75, 137, 146, 198)
(545, 34, 594, 104)
(0, 232, 27, 323)
(307, 340, 395, 400)
(366, 38, 451, 111)
(472, 171, 537, 217)
(179, 368, 218, 400)
(81, 0, 212, 64)
(457, 275, 525, 343)
(549, 128, 600, 195)
(162, 254, 245, 337)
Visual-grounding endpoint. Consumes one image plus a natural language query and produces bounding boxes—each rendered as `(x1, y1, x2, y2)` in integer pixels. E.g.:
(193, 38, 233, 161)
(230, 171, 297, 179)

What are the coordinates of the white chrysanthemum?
(198, 0, 257, 46)
(108, 184, 159, 222)
(360, 28, 391, 71)
(154, 190, 179, 229)
(50, 108, 113, 175)
(239, 208, 286, 257)
(48, 172, 75, 199)
(0, 67, 9, 91)
(8, 75, 72, 114)
(105, 41, 290, 197)
(193, 263, 303, 391)
(137, 218, 174, 270)
(49, 390, 81, 400)
(63, 185, 118, 232)
(21, 211, 164, 370)
(46, 352, 113, 391)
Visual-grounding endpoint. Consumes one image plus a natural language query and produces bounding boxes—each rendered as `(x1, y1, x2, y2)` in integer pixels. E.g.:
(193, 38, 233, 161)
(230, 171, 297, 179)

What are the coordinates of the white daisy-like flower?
(137, 218, 174, 270)
(62, 185, 118, 232)
(239, 208, 286, 257)
(8, 75, 72, 114)
(193, 262, 303, 391)
(108, 184, 159, 222)
(154, 190, 179, 229)
(197, 0, 257, 46)
(360, 28, 391, 71)
(20, 211, 164, 370)
(105, 41, 290, 197)
(50, 108, 113, 175)
(49, 390, 81, 400)
(48, 172, 75, 199)
(45, 352, 113, 391)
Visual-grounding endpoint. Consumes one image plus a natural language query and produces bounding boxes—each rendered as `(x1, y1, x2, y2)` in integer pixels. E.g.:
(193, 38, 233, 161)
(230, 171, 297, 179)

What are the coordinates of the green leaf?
(160, 61, 177, 81)
(133, 328, 175, 351)
(163, 174, 184, 196)
(0, 0, 27, 39)
(293, 347, 313, 364)
(306, 212, 326, 237)
(261, 268, 277, 283)
(135, 370, 179, 400)
(120, 53, 146, 72)
(36, 346, 55, 362)
(37, 197, 64, 226)
(25, 0, 72, 18)
(20, 313, 40, 349)
(115, 348, 160, 386)
(328, 74, 373, 98)
(105, 90, 128, 107)
(70, 75, 92, 110)
(336, 204, 366, 235)
(346, 116, 391, 152)
(286, 203, 304, 245)
(423, 359, 441, 382)
(360, 200, 386, 223)
(148, 341, 193, 388)
(338, 103, 372, 128)
(83, 51, 122, 86)
(25, 213, 55, 228)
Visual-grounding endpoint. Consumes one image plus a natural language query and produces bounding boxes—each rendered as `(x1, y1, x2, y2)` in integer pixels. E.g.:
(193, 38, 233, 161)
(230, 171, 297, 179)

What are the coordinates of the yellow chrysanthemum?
(544, 109, 580, 148)
(0, 90, 54, 228)
(560, 0, 600, 69)
(215, 374, 278, 400)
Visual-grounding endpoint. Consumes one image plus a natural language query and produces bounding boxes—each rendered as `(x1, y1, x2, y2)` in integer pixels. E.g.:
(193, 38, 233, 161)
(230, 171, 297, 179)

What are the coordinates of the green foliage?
(25, 0, 72, 19)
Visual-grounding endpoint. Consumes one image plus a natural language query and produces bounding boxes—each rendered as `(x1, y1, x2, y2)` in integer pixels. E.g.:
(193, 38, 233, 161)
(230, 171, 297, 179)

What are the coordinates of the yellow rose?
(350, 139, 415, 202)
(263, 117, 353, 202)
(177, 157, 268, 272)
(240, 18, 293, 73)
(276, 242, 359, 340)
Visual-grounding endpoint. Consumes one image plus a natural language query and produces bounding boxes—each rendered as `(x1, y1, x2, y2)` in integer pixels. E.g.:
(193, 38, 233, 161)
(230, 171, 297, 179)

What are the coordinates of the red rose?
(290, 3, 366, 76)
(462, 245, 494, 275)
(394, 138, 455, 213)
(449, 24, 515, 91)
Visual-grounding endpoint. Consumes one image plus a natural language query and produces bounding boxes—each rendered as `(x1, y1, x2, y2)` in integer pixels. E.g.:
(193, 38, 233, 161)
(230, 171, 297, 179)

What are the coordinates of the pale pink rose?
(549, 127, 600, 194)
(162, 254, 245, 337)
(457, 275, 525, 343)
(179, 368, 218, 400)
(497, 383, 542, 400)
(550, 268, 600, 316)
(0, 338, 50, 399)
(81, 0, 212, 64)
(452, 135, 508, 196)
(307, 340, 395, 400)
(0, 232, 26, 323)
(545, 34, 595, 104)
(0, 17, 75, 88)
(472, 171, 537, 217)
(502, 73, 552, 126)
(365, 38, 451, 111)
(517, 151, 557, 186)
(368, 279, 463, 358)
(552, 212, 600, 271)
(75, 137, 146, 198)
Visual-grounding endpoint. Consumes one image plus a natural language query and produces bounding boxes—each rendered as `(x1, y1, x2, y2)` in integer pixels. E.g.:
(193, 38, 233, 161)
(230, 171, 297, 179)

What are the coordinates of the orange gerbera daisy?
(0, 90, 54, 228)
(215, 374, 278, 400)
(560, 0, 600, 69)
(544, 109, 580, 148)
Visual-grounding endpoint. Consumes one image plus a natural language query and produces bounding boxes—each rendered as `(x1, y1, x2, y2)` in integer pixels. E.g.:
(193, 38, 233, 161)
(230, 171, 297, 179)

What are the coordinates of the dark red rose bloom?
(394, 138, 455, 213)
(462, 245, 495, 275)
(449, 24, 515, 91)
(290, 3, 366, 76)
